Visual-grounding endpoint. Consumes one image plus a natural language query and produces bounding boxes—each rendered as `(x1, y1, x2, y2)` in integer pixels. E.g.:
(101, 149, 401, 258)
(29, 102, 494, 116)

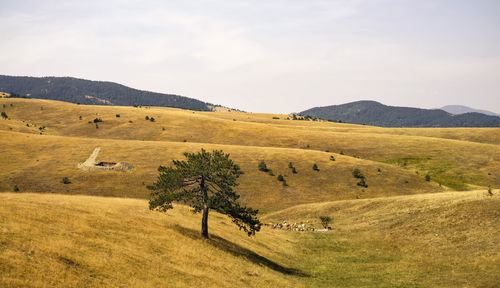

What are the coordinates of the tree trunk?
(201, 205, 209, 238)
(201, 175, 209, 238)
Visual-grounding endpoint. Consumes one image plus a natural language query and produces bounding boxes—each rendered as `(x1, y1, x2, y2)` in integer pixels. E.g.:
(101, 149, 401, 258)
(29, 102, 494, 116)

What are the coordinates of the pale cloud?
(0, 0, 499, 113)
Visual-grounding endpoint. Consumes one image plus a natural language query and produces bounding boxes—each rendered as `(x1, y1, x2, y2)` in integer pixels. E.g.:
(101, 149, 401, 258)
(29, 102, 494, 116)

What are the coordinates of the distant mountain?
(0, 75, 211, 111)
(440, 105, 499, 117)
(300, 100, 500, 127)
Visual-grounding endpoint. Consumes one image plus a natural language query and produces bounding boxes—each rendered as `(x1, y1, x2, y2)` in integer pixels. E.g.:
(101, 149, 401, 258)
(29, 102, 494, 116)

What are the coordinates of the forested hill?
(300, 100, 500, 127)
(0, 75, 211, 111)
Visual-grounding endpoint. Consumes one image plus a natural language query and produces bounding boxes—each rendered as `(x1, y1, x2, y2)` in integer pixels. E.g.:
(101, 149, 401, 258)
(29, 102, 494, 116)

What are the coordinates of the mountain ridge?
(440, 105, 499, 117)
(300, 100, 500, 127)
(0, 75, 212, 111)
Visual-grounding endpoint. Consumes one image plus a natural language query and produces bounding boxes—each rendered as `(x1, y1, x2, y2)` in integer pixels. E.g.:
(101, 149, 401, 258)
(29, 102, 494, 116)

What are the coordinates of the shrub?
(277, 174, 284, 182)
(13, 185, 19, 192)
(319, 216, 332, 228)
(149, 117, 155, 122)
(1, 111, 8, 119)
(272, 116, 279, 119)
(377, 168, 381, 172)
(282, 179, 288, 186)
(425, 174, 431, 181)
(291, 167, 297, 174)
(340, 151, 344, 155)
(352, 168, 364, 179)
(312, 163, 319, 171)
(258, 161, 269, 172)
(488, 186, 493, 196)
(79, 115, 82, 120)
(330, 155, 335, 161)
(357, 178, 368, 188)
(288, 162, 294, 169)
(93, 118, 102, 123)
(145, 116, 149, 120)
(95, 124, 99, 129)
(129, 120, 133, 123)
(116, 114, 120, 117)
(61, 177, 71, 184)
(162, 127, 166, 131)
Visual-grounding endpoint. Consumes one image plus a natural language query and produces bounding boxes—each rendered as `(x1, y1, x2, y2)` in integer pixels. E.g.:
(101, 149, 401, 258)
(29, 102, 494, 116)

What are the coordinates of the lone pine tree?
(148, 149, 261, 238)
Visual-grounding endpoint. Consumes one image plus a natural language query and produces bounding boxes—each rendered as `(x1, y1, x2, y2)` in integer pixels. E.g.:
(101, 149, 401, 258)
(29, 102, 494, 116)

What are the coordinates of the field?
(1, 98, 499, 287)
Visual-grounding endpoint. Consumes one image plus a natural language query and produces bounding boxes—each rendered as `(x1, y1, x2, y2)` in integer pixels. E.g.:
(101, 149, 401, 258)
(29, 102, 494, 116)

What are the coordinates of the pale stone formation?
(78, 147, 133, 172)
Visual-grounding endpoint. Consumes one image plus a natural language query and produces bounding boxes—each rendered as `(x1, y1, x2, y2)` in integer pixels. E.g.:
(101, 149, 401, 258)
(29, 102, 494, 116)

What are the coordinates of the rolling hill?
(1, 97, 499, 287)
(0, 75, 211, 111)
(1, 190, 497, 287)
(300, 100, 500, 127)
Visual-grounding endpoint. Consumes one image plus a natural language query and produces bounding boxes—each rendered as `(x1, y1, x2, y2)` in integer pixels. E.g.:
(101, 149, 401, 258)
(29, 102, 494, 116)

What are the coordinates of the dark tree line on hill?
(300, 100, 500, 127)
(0, 75, 211, 111)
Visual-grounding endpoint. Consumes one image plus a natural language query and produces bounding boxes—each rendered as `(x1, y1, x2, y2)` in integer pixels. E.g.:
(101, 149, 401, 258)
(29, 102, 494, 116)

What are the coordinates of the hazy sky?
(1, 0, 499, 113)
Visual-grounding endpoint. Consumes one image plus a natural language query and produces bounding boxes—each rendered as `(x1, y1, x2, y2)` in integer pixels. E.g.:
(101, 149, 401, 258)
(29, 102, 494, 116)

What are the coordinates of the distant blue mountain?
(440, 105, 499, 117)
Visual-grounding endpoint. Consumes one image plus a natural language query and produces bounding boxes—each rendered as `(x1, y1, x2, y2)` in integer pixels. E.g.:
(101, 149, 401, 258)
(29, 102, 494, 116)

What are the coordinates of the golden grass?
(1, 98, 498, 191)
(0, 130, 439, 211)
(1, 191, 498, 287)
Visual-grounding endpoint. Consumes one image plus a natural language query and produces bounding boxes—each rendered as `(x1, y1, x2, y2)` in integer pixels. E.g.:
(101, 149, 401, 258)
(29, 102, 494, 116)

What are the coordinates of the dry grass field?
(1, 97, 499, 287)
(0, 190, 498, 287)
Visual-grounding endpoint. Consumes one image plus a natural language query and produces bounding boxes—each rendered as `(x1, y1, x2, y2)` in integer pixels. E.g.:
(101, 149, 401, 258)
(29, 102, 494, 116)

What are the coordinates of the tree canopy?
(148, 149, 261, 238)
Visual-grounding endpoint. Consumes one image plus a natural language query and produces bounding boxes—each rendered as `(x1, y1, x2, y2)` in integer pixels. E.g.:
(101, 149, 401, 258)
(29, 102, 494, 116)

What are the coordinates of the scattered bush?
(357, 178, 368, 188)
(1, 111, 8, 119)
(488, 186, 493, 196)
(330, 155, 335, 161)
(13, 185, 19, 192)
(95, 124, 99, 129)
(277, 174, 284, 182)
(162, 127, 166, 131)
(352, 168, 364, 179)
(340, 151, 344, 155)
(129, 120, 133, 123)
(282, 179, 288, 186)
(93, 118, 102, 123)
(288, 162, 294, 169)
(319, 216, 332, 229)
(291, 167, 297, 174)
(145, 116, 149, 120)
(425, 174, 431, 181)
(258, 161, 269, 172)
(116, 114, 120, 117)
(312, 163, 319, 171)
(61, 177, 71, 184)
(272, 116, 279, 119)
(149, 117, 155, 122)
(377, 168, 381, 172)
(79, 115, 82, 120)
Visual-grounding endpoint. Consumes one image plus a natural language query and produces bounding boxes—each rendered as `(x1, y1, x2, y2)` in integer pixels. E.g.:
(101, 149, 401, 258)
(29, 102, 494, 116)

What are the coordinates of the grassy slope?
(1, 98, 498, 191)
(1, 191, 498, 287)
(0, 131, 439, 211)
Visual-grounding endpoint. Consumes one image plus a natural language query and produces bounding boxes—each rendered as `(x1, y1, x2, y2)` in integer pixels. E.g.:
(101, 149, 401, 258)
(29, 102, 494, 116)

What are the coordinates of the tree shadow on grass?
(174, 224, 307, 277)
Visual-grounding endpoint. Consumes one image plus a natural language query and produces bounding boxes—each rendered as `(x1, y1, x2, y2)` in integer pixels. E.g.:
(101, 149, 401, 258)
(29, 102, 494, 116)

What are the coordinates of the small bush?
(79, 115, 82, 120)
(149, 117, 155, 122)
(116, 114, 120, 117)
(330, 155, 335, 161)
(288, 162, 294, 169)
(277, 175, 284, 182)
(352, 168, 364, 179)
(61, 177, 71, 184)
(272, 116, 279, 119)
(145, 116, 149, 120)
(129, 120, 133, 123)
(340, 151, 344, 155)
(425, 174, 431, 181)
(319, 216, 332, 228)
(162, 127, 166, 131)
(357, 178, 368, 188)
(291, 167, 297, 174)
(377, 168, 381, 172)
(488, 186, 493, 196)
(93, 118, 102, 123)
(282, 179, 288, 186)
(258, 161, 269, 172)
(1, 111, 8, 119)
(13, 185, 19, 192)
(312, 163, 319, 171)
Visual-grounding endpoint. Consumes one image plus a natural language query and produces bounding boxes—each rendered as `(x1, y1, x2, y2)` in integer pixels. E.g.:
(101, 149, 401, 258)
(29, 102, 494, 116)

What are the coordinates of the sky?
(1, 0, 499, 113)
